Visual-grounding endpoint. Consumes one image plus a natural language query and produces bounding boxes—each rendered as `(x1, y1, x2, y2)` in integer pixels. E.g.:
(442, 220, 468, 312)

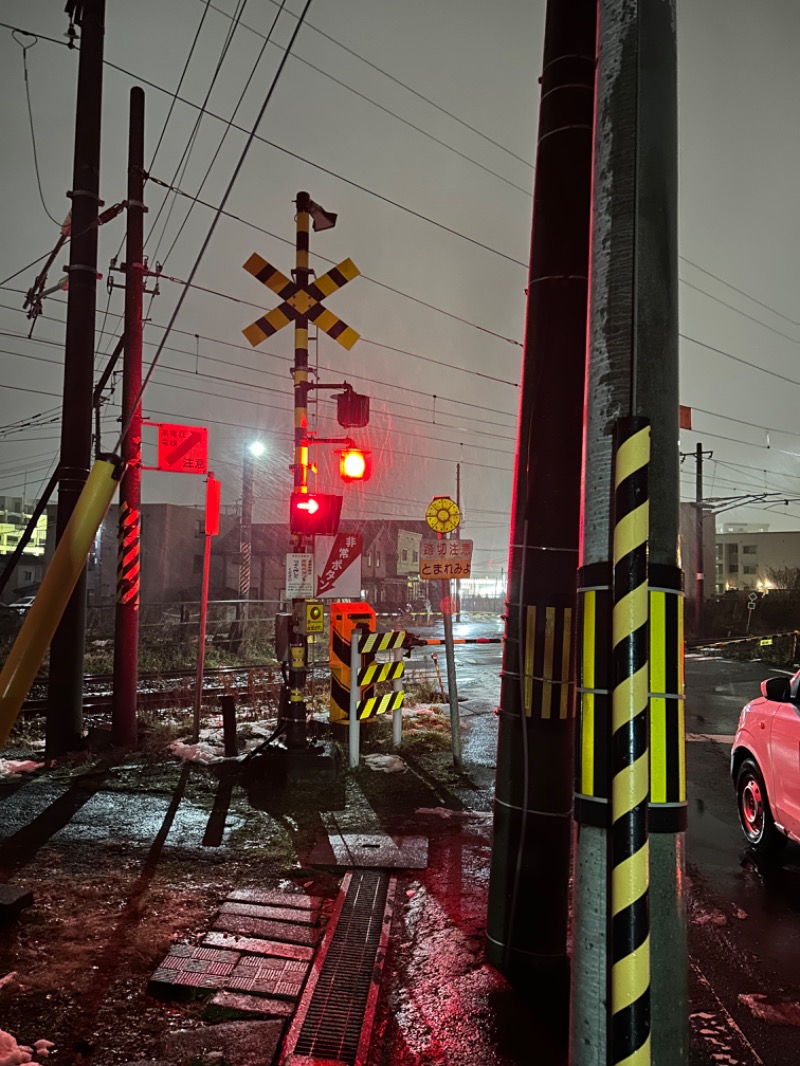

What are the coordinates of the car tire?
(736, 758, 787, 861)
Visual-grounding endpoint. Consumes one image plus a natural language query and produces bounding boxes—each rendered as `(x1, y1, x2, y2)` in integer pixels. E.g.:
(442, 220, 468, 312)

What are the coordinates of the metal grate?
(282, 869, 395, 1066)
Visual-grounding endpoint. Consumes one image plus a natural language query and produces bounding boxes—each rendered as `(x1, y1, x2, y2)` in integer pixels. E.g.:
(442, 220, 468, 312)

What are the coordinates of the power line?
(207, 0, 533, 169)
(680, 255, 800, 329)
(127, 0, 316, 449)
(204, 3, 531, 195)
(146, 174, 522, 347)
(14, 31, 60, 226)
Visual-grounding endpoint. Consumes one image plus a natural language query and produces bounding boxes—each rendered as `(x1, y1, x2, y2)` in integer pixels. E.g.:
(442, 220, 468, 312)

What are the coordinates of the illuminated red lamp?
(289, 491, 343, 534)
(339, 448, 372, 483)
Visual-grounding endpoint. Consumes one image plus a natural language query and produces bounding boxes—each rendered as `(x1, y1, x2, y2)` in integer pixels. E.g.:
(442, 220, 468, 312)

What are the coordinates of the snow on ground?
(0, 1030, 53, 1065)
(0, 760, 44, 778)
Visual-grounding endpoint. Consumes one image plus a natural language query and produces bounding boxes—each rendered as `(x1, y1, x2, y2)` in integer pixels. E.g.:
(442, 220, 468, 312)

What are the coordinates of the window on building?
(402, 548, 408, 562)
(376, 551, 381, 569)
(728, 564, 739, 573)
(726, 544, 738, 556)
(715, 545, 722, 558)
(366, 553, 372, 567)
(22, 569, 32, 582)
(743, 545, 757, 554)
(413, 550, 418, 563)
(743, 565, 758, 575)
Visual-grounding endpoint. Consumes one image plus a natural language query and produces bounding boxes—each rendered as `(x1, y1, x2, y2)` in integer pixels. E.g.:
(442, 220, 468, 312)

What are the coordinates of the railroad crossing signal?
(242, 253, 361, 350)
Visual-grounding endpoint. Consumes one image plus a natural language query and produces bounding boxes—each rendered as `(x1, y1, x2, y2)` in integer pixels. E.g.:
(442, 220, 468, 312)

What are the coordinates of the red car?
(731, 671, 800, 859)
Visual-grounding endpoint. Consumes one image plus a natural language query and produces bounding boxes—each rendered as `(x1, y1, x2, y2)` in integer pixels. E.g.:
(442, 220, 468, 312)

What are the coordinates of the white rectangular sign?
(286, 553, 314, 597)
(420, 539, 473, 580)
(314, 533, 363, 599)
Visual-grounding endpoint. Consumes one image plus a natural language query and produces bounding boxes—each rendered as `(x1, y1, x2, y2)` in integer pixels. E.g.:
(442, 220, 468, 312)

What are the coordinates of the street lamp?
(240, 440, 266, 602)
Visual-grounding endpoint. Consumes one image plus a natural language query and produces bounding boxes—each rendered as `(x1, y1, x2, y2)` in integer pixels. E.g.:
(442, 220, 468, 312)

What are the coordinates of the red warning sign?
(156, 423, 208, 474)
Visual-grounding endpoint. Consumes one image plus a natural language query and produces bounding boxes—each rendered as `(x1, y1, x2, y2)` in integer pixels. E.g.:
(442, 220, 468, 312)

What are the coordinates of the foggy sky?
(0, 0, 798, 578)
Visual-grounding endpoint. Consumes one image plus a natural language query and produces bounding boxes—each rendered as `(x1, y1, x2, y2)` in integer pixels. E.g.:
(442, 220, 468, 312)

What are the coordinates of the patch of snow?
(738, 993, 800, 1026)
(168, 740, 222, 765)
(0, 760, 44, 778)
(363, 753, 407, 773)
(415, 807, 492, 821)
(0, 1029, 33, 1065)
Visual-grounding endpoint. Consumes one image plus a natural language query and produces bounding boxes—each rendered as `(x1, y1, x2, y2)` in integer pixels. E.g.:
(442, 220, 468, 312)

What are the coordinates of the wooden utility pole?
(47, 0, 106, 758)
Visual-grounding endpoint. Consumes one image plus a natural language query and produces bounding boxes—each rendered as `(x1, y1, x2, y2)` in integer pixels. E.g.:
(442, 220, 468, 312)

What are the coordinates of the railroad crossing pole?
(47, 0, 106, 758)
(286, 191, 313, 750)
(242, 194, 360, 753)
(571, 3, 684, 1064)
(111, 86, 144, 748)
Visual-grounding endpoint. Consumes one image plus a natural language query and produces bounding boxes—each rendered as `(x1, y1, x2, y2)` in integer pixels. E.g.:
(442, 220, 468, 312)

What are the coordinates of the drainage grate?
(281, 869, 395, 1066)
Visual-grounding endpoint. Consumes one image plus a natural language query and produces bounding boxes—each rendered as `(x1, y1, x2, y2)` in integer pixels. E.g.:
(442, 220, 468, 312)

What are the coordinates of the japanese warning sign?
(286, 553, 314, 597)
(315, 533, 363, 598)
(419, 539, 473, 580)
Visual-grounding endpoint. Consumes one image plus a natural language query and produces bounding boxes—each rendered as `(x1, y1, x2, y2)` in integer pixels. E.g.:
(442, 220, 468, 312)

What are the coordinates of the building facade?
(715, 525, 800, 593)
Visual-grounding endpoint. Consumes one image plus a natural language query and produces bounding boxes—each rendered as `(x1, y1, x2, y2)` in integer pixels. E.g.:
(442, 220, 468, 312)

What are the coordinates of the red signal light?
(290, 491, 343, 534)
(339, 448, 372, 483)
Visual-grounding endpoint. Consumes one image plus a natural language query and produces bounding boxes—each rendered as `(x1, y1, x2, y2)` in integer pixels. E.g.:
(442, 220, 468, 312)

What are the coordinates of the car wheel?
(736, 759, 787, 860)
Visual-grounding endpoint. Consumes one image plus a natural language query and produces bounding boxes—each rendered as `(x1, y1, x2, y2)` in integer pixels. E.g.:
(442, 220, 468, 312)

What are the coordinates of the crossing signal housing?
(339, 447, 372, 483)
(290, 491, 343, 534)
(337, 390, 370, 428)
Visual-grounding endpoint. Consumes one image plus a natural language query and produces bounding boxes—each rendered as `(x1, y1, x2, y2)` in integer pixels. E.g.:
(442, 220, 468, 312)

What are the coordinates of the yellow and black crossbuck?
(242, 252, 360, 350)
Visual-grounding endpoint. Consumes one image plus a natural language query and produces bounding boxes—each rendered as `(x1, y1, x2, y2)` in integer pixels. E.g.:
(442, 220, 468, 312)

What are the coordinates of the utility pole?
(111, 86, 144, 748)
(486, 0, 596, 996)
(571, 3, 685, 1064)
(47, 0, 106, 759)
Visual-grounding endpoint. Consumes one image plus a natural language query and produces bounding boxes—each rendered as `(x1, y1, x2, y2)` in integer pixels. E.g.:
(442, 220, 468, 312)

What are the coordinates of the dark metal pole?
(486, 0, 596, 993)
(47, 0, 106, 759)
(111, 86, 145, 748)
(695, 442, 704, 636)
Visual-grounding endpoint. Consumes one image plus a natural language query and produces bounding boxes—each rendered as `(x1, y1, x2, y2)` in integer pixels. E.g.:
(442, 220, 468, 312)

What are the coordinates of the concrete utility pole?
(47, 0, 106, 758)
(571, 3, 685, 1064)
(486, 0, 596, 991)
(111, 86, 145, 748)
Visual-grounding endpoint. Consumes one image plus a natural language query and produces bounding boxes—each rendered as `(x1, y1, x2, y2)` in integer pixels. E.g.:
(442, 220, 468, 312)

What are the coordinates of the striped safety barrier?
(610, 417, 651, 1066)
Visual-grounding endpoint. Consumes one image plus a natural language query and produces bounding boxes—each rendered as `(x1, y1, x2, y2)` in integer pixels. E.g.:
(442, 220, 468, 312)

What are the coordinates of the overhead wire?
(116, 0, 319, 446)
(13, 31, 60, 227)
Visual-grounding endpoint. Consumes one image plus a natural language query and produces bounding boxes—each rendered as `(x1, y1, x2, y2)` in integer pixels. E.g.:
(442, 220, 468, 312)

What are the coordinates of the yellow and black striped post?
(285, 191, 312, 750)
(648, 564, 686, 830)
(576, 561, 612, 823)
(610, 417, 651, 1066)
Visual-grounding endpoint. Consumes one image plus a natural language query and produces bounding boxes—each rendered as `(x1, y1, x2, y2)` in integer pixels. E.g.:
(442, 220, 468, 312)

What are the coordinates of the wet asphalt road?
(685, 652, 800, 1066)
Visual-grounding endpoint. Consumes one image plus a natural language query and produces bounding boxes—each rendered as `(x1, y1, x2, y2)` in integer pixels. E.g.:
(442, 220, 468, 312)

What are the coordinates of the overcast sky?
(0, 0, 798, 580)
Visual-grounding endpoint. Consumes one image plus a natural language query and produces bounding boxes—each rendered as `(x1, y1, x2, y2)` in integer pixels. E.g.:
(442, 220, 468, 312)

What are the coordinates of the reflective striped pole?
(286, 192, 312, 750)
(610, 417, 651, 1066)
